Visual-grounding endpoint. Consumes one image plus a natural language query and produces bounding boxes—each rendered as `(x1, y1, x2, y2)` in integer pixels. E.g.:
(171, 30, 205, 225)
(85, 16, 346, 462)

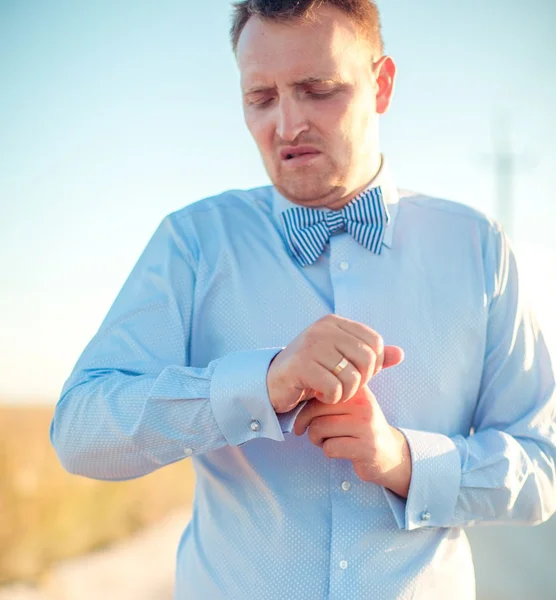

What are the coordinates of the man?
(50, 1, 556, 598)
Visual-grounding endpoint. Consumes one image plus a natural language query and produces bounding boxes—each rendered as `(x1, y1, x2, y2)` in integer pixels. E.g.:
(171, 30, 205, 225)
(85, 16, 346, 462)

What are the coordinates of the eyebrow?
(244, 76, 344, 95)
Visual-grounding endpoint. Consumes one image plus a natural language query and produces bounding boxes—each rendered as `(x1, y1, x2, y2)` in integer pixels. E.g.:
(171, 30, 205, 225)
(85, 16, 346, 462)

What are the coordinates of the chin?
(277, 182, 330, 206)
(274, 172, 339, 206)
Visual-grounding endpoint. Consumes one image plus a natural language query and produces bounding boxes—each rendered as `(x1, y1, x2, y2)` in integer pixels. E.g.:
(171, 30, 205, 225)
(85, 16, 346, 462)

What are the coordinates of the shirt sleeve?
(384, 223, 556, 530)
(50, 215, 298, 481)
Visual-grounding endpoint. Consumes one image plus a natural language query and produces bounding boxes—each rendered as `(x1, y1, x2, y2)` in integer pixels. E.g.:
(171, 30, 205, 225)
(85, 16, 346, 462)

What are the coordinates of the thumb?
(382, 345, 404, 370)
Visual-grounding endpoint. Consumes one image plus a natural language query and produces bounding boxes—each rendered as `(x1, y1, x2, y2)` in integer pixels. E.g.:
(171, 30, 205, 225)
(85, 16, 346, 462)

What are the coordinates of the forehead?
(236, 8, 369, 88)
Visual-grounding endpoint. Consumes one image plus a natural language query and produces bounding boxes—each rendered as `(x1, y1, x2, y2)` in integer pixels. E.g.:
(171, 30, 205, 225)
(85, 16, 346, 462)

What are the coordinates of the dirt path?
(2, 510, 555, 599)
(0, 509, 191, 600)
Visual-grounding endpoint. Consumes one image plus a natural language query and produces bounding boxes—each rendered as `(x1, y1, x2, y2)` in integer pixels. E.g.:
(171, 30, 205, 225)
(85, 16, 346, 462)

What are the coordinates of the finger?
(334, 318, 384, 377)
(307, 414, 358, 447)
(354, 385, 390, 429)
(351, 383, 379, 410)
(315, 353, 362, 404)
(304, 328, 367, 403)
(311, 325, 376, 395)
(336, 321, 404, 375)
(383, 346, 404, 370)
(297, 360, 343, 406)
(322, 437, 363, 461)
(330, 338, 373, 397)
(294, 400, 324, 436)
(294, 399, 351, 436)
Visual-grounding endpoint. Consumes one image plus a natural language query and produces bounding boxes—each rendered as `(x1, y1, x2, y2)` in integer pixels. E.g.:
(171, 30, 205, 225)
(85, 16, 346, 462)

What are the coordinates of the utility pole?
(491, 114, 515, 238)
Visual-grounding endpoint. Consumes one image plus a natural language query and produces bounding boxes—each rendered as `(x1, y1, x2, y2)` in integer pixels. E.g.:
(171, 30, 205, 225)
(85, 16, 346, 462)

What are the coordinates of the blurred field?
(0, 404, 195, 587)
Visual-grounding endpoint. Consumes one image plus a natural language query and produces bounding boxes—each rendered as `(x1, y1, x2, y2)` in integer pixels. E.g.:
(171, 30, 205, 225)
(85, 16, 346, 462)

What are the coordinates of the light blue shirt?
(51, 161, 556, 599)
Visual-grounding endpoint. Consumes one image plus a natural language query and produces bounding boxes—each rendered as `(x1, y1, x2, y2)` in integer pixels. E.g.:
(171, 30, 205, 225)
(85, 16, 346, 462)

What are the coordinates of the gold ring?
(331, 357, 349, 376)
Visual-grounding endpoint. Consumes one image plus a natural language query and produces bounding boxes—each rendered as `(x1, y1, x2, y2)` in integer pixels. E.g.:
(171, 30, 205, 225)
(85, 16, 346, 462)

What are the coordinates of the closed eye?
(305, 89, 338, 99)
(246, 95, 275, 108)
(254, 99, 274, 108)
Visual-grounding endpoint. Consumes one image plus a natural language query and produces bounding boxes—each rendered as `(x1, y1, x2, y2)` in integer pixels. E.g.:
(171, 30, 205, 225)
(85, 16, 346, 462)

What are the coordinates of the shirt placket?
(328, 231, 357, 597)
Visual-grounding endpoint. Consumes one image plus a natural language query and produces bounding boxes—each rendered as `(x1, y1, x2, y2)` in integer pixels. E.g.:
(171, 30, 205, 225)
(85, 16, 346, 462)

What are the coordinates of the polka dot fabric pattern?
(51, 162, 556, 599)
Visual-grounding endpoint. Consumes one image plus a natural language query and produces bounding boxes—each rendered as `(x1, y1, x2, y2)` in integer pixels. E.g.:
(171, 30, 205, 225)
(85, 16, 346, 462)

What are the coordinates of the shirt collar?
(272, 156, 399, 249)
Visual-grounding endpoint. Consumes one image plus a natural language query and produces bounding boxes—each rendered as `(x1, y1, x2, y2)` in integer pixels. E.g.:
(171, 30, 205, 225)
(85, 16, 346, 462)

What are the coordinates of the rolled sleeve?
(384, 428, 462, 530)
(210, 348, 287, 446)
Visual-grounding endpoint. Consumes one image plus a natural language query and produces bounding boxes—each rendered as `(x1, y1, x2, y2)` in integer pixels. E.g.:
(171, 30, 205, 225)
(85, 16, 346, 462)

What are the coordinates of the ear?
(373, 55, 396, 115)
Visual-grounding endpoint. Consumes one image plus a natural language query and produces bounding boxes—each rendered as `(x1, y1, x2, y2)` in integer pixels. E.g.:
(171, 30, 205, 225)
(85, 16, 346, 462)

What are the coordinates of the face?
(236, 5, 396, 209)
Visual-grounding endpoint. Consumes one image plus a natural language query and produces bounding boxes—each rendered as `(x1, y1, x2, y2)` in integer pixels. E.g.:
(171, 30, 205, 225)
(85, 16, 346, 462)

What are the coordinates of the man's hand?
(267, 314, 404, 414)
(293, 385, 412, 498)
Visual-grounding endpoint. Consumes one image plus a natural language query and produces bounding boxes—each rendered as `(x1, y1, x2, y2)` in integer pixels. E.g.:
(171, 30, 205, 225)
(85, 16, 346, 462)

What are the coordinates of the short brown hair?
(230, 0, 384, 57)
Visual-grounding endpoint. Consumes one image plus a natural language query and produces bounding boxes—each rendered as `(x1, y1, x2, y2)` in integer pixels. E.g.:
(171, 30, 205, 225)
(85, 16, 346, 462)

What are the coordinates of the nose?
(276, 96, 309, 142)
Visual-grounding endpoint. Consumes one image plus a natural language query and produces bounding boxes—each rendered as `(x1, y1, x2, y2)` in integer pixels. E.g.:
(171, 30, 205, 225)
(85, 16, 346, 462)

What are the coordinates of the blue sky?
(1, 0, 555, 401)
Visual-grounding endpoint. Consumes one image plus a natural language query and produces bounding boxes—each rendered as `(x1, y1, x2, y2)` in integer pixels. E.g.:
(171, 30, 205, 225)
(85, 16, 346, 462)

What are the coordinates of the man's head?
(231, 0, 396, 209)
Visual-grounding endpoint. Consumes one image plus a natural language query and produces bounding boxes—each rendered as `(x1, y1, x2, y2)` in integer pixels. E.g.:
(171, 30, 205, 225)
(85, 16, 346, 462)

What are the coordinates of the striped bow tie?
(280, 186, 390, 267)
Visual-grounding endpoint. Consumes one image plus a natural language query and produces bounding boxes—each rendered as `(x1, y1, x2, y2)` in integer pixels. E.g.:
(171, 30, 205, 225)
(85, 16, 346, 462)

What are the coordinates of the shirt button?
(183, 448, 193, 457)
(339, 560, 348, 569)
(339, 261, 350, 271)
(250, 420, 261, 432)
(341, 481, 351, 491)
(420, 511, 431, 522)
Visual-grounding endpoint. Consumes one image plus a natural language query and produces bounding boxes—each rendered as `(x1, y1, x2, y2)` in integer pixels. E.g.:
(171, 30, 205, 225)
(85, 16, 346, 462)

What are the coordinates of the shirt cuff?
(210, 348, 289, 446)
(383, 428, 461, 530)
(277, 401, 308, 433)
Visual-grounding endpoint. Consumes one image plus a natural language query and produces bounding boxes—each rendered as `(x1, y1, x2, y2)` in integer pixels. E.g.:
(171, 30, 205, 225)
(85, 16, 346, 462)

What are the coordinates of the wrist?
(267, 351, 304, 414)
(379, 427, 412, 498)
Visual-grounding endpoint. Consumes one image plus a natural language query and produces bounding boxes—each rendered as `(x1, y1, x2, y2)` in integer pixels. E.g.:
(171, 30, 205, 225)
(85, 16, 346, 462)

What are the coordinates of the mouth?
(280, 146, 321, 166)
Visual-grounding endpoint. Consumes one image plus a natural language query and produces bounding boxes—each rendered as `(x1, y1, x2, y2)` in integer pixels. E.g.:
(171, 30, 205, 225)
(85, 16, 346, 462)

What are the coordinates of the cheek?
(245, 111, 273, 151)
(335, 86, 375, 133)
(317, 98, 349, 132)
(316, 97, 360, 149)
(333, 106, 374, 160)
(350, 90, 377, 137)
